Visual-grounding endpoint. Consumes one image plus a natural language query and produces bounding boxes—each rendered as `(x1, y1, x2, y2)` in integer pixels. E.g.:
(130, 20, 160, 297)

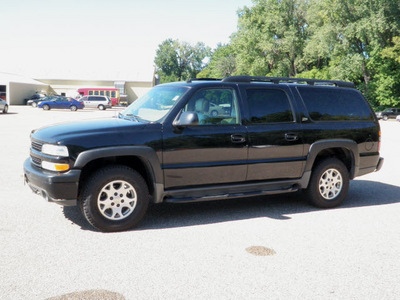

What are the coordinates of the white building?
(0, 71, 156, 105)
(0, 72, 49, 105)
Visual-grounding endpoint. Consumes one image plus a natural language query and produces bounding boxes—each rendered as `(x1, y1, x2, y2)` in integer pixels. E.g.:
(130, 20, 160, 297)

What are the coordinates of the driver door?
(162, 87, 248, 189)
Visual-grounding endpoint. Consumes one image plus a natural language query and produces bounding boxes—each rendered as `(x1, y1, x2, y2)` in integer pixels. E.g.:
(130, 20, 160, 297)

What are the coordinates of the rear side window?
(89, 96, 105, 101)
(246, 88, 294, 124)
(298, 87, 374, 121)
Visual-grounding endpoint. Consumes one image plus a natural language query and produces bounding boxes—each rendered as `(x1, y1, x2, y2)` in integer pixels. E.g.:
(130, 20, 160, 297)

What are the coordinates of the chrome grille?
(32, 141, 43, 152)
(31, 156, 41, 166)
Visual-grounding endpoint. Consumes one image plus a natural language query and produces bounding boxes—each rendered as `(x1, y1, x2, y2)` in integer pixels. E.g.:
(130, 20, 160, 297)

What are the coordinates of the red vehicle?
(77, 88, 120, 106)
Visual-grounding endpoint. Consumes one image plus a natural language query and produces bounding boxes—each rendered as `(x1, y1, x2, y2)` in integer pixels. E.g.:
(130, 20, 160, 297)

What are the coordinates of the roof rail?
(186, 78, 221, 83)
(221, 75, 355, 88)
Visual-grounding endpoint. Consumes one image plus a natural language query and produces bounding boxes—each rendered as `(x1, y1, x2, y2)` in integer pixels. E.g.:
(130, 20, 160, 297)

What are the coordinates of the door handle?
(285, 133, 298, 141)
(231, 134, 246, 143)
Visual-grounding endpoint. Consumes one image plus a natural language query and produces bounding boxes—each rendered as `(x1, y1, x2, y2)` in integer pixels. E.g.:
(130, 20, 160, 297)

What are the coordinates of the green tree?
(302, 0, 400, 86)
(197, 44, 236, 78)
(367, 37, 400, 108)
(231, 0, 309, 77)
(154, 39, 211, 83)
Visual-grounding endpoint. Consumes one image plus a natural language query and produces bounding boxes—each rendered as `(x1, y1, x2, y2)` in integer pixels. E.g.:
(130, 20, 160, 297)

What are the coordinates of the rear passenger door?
(242, 86, 305, 180)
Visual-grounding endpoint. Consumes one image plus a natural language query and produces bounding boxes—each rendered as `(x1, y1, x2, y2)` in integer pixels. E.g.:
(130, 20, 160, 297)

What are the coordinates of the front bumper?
(23, 158, 80, 206)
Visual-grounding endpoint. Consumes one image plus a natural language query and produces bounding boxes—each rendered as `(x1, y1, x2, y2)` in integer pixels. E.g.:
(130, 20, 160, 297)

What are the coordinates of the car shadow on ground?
(62, 180, 400, 232)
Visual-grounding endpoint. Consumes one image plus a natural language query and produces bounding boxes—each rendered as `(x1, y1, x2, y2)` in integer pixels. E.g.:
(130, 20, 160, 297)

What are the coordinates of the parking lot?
(1, 106, 400, 299)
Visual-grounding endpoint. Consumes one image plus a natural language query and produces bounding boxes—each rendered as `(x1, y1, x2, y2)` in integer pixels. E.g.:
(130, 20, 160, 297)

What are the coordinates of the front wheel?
(32, 102, 38, 108)
(305, 158, 349, 208)
(2, 104, 8, 114)
(80, 165, 149, 232)
(43, 104, 50, 110)
(383, 115, 389, 121)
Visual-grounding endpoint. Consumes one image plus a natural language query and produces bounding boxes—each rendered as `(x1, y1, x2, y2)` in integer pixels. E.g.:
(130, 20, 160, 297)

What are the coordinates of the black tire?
(211, 110, 218, 117)
(305, 158, 349, 208)
(43, 104, 50, 110)
(2, 105, 8, 114)
(70, 105, 77, 111)
(98, 105, 105, 110)
(32, 102, 38, 108)
(383, 115, 388, 121)
(80, 165, 149, 232)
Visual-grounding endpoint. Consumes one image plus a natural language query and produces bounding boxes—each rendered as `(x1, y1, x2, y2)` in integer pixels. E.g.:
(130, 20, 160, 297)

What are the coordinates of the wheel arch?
(304, 140, 359, 181)
(74, 146, 164, 203)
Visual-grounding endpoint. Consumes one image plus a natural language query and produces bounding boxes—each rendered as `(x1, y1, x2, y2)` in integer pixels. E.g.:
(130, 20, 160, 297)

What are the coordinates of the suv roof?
(185, 76, 355, 88)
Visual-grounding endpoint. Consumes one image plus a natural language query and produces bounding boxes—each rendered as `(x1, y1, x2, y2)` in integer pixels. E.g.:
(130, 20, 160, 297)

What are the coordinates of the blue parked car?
(38, 96, 84, 111)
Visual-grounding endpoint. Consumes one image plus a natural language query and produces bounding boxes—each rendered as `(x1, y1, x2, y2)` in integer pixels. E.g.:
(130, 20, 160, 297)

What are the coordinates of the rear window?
(298, 87, 374, 121)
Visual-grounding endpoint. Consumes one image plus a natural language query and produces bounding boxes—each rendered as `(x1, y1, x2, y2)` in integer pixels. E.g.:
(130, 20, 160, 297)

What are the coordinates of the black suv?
(24, 76, 384, 232)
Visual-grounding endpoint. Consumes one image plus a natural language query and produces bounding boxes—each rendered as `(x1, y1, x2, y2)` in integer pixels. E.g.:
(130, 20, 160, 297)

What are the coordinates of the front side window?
(89, 91, 93, 96)
(246, 88, 294, 124)
(184, 88, 240, 125)
(120, 86, 188, 122)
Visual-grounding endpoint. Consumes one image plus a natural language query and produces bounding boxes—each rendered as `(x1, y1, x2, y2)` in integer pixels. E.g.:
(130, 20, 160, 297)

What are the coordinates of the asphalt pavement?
(1, 106, 399, 299)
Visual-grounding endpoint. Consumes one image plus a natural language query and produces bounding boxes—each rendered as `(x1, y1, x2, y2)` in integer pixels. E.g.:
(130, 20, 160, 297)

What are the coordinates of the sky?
(0, 0, 253, 80)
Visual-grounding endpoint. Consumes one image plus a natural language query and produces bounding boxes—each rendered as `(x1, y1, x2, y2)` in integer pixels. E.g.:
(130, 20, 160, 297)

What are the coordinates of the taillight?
(378, 131, 381, 152)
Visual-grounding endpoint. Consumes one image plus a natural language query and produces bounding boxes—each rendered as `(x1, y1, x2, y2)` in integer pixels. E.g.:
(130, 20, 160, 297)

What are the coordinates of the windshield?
(120, 86, 188, 122)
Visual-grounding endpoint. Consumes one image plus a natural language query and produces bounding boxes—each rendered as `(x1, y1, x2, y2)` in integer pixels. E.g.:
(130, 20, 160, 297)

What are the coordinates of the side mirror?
(173, 111, 199, 128)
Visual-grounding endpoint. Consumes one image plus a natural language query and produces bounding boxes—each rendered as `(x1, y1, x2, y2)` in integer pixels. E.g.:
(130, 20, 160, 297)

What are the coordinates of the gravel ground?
(1, 106, 399, 300)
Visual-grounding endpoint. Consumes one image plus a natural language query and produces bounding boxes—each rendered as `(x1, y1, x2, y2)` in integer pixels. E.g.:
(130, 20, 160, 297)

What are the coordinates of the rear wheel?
(305, 158, 349, 208)
(70, 105, 77, 111)
(80, 165, 149, 232)
(2, 104, 8, 113)
(32, 102, 38, 108)
(43, 104, 50, 110)
(98, 105, 105, 110)
(383, 115, 389, 121)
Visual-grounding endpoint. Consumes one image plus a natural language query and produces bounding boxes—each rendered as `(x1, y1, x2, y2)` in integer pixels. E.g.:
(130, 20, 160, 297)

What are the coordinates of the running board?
(164, 185, 298, 203)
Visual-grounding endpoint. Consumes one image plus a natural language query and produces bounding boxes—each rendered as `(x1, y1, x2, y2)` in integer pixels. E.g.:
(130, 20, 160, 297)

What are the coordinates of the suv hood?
(32, 118, 148, 145)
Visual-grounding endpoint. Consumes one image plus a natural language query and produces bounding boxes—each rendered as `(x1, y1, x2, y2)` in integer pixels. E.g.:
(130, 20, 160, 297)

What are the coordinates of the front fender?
(74, 146, 164, 202)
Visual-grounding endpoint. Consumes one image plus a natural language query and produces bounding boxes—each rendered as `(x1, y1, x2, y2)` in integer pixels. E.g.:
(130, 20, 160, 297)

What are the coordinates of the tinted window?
(246, 89, 293, 123)
(298, 87, 374, 121)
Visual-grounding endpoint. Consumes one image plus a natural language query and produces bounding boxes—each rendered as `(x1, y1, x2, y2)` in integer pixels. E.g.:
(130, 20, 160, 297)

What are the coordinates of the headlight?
(41, 161, 70, 172)
(41, 144, 69, 157)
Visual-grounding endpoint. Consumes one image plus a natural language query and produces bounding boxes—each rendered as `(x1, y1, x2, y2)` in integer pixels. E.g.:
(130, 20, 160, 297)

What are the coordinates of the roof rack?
(221, 76, 355, 88)
(186, 78, 221, 83)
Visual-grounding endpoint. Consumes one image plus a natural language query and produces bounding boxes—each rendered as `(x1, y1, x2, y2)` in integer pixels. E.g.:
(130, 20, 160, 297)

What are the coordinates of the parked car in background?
(208, 102, 228, 117)
(28, 95, 57, 107)
(38, 96, 84, 111)
(80, 95, 112, 110)
(375, 108, 400, 120)
(25, 93, 46, 106)
(0, 99, 8, 113)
